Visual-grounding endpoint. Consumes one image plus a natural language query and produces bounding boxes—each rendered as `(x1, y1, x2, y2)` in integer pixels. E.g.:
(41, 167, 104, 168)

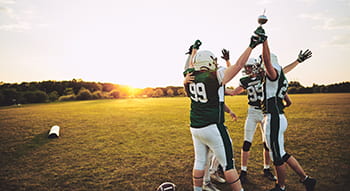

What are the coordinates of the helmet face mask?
(193, 50, 218, 71)
(243, 58, 264, 77)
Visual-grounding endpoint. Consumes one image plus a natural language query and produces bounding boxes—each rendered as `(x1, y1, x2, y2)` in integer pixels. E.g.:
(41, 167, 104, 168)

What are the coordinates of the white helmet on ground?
(193, 50, 217, 71)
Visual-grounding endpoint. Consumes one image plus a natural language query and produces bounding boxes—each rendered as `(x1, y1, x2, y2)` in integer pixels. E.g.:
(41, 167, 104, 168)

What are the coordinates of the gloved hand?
(185, 40, 202, 55)
(221, 49, 230, 61)
(254, 26, 266, 37)
(185, 45, 193, 55)
(193, 39, 202, 49)
(249, 35, 265, 48)
(297, 49, 312, 63)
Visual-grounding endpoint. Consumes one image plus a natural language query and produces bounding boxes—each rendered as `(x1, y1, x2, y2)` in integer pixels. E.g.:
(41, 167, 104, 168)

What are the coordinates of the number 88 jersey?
(184, 67, 225, 128)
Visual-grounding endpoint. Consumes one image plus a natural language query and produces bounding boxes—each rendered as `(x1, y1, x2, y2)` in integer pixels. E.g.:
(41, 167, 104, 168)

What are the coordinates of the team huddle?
(181, 26, 316, 191)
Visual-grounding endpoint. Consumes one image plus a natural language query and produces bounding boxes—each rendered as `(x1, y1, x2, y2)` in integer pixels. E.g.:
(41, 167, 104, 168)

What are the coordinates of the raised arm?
(282, 49, 312, 74)
(184, 40, 202, 70)
(222, 34, 265, 85)
(221, 47, 252, 85)
(221, 49, 231, 67)
(262, 39, 277, 80)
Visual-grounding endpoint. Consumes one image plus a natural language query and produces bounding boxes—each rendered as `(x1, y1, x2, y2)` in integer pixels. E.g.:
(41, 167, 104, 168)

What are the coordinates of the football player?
(184, 42, 236, 191)
(227, 49, 312, 184)
(255, 26, 316, 191)
(183, 36, 264, 191)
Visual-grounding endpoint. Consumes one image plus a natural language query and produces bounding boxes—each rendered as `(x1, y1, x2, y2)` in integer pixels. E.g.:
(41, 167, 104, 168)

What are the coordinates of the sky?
(0, 0, 349, 89)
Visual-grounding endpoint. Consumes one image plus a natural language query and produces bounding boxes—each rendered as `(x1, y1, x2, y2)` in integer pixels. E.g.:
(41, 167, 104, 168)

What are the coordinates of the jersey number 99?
(189, 83, 208, 103)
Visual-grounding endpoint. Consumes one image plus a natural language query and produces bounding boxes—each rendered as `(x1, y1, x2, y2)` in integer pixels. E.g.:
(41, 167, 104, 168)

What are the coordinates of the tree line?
(0, 79, 186, 106)
(0, 79, 349, 106)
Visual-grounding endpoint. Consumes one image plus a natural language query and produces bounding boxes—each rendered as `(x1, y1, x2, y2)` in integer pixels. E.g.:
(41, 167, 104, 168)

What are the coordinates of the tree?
(177, 88, 186, 96)
(92, 91, 103, 99)
(141, 88, 154, 97)
(58, 94, 76, 101)
(0, 88, 18, 105)
(76, 88, 93, 100)
(289, 81, 303, 88)
(102, 83, 115, 92)
(0, 92, 4, 105)
(152, 88, 164, 97)
(110, 90, 120, 99)
(48, 91, 59, 102)
(166, 88, 174, 97)
(23, 90, 48, 103)
(64, 87, 75, 95)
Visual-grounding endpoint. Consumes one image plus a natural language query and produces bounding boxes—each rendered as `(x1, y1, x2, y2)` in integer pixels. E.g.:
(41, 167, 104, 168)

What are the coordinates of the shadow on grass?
(13, 131, 54, 161)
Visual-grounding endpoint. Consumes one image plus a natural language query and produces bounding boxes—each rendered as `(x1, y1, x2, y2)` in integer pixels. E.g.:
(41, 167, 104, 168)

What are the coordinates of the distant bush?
(0, 88, 18, 105)
(76, 88, 93, 100)
(166, 88, 174, 97)
(48, 91, 59, 102)
(58, 94, 76, 101)
(110, 90, 120, 99)
(152, 88, 164, 97)
(0, 92, 4, 105)
(22, 90, 48, 103)
(177, 88, 186, 97)
(92, 91, 103, 99)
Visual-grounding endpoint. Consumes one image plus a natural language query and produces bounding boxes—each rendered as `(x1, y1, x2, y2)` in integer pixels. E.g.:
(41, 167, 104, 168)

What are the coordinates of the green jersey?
(262, 65, 288, 114)
(184, 68, 225, 128)
(239, 75, 264, 108)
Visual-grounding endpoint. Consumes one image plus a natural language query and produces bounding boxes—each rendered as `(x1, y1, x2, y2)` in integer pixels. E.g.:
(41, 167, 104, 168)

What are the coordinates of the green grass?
(0, 94, 349, 191)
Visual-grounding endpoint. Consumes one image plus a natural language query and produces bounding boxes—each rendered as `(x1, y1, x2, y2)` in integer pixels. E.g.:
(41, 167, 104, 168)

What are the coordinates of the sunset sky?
(0, 0, 349, 88)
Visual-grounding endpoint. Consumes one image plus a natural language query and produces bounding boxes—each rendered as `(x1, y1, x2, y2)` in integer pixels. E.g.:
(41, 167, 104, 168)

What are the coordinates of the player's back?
(187, 70, 222, 128)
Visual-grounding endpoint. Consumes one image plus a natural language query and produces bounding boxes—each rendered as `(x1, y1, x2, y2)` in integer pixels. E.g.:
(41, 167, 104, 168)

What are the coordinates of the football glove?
(254, 26, 265, 36)
(297, 49, 312, 63)
(221, 49, 230, 61)
(254, 26, 268, 42)
(185, 45, 193, 55)
(193, 39, 202, 49)
(249, 35, 265, 48)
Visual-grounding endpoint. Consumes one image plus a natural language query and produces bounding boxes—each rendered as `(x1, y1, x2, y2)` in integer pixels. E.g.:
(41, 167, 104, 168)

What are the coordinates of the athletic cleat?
(203, 182, 220, 191)
(268, 184, 286, 191)
(263, 168, 277, 181)
(239, 170, 247, 184)
(302, 176, 316, 191)
(210, 172, 226, 183)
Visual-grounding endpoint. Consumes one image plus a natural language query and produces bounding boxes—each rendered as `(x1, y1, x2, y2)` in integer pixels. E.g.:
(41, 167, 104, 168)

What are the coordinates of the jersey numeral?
(246, 84, 264, 102)
(278, 80, 288, 99)
(189, 83, 208, 103)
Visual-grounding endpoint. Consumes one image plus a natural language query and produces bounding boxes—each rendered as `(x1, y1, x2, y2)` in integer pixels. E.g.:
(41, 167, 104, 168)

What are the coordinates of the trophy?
(254, 9, 268, 38)
(258, 9, 268, 25)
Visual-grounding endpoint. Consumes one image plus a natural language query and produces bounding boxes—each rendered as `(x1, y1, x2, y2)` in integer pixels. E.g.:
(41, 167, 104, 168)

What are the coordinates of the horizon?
(1, 78, 349, 90)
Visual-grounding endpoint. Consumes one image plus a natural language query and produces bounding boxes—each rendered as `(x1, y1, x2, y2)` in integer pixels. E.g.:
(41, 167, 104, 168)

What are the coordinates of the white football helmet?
(270, 53, 282, 70)
(193, 50, 217, 71)
(260, 53, 282, 70)
(243, 57, 263, 76)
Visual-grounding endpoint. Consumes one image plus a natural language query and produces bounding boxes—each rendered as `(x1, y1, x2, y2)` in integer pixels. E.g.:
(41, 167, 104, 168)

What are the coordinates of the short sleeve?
(216, 67, 226, 84)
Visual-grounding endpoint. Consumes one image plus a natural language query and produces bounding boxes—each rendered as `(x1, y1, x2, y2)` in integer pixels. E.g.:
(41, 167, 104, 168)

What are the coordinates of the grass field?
(0, 93, 349, 191)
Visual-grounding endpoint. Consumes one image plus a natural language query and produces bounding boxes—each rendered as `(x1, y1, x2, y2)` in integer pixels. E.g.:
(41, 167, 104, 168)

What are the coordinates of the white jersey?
(262, 64, 288, 114)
